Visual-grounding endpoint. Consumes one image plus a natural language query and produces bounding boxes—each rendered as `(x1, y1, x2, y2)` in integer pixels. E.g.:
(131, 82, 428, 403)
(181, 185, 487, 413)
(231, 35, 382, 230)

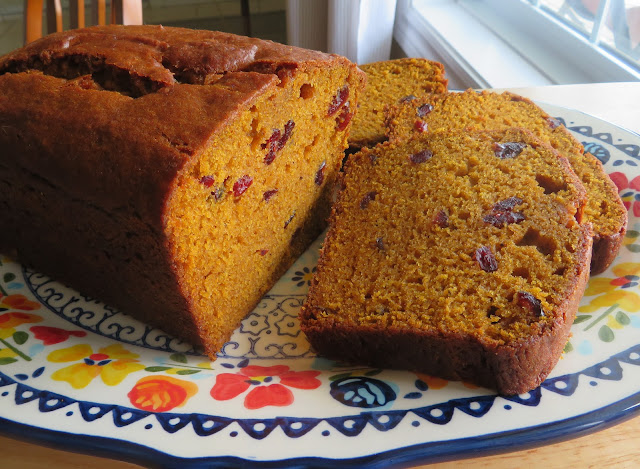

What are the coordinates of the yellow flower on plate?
(579, 289, 640, 313)
(0, 347, 17, 359)
(48, 343, 145, 389)
(128, 375, 198, 412)
(579, 262, 640, 313)
(607, 314, 625, 330)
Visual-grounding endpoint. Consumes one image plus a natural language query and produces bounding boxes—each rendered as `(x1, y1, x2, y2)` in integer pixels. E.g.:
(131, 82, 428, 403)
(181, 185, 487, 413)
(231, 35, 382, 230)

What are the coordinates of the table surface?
(2, 82, 640, 468)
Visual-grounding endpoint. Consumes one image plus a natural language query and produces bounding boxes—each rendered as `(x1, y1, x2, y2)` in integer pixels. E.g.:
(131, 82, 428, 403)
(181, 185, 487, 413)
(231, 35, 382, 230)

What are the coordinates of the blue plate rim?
(1, 388, 639, 468)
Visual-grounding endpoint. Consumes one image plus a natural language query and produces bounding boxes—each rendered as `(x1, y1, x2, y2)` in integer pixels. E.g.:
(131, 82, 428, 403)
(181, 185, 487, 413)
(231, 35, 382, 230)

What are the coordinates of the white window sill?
(393, 0, 640, 90)
(394, 0, 552, 89)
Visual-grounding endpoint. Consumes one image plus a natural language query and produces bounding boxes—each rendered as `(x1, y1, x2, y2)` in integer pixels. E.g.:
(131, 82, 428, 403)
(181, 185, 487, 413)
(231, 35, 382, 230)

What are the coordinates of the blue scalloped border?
(2, 384, 639, 468)
(1, 343, 639, 444)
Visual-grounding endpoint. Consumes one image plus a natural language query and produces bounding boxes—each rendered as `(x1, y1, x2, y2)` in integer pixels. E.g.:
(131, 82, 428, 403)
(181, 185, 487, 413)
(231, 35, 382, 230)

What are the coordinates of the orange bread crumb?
(301, 128, 592, 395)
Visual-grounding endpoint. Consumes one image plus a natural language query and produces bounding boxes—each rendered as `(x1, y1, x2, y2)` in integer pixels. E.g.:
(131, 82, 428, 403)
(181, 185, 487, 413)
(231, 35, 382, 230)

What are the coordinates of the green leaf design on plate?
(564, 341, 573, 353)
(176, 369, 200, 376)
(3, 273, 15, 283)
(627, 244, 640, 253)
(573, 315, 591, 324)
(170, 353, 188, 364)
(329, 372, 353, 382)
(0, 357, 18, 365)
(145, 366, 172, 372)
(616, 311, 630, 326)
(598, 325, 615, 342)
(364, 369, 383, 376)
(13, 331, 28, 345)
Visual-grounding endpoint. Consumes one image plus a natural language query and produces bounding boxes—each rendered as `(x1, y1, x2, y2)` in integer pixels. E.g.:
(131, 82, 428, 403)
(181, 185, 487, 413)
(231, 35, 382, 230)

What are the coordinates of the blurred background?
(0, 0, 287, 53)
(1, 0, 639, 90)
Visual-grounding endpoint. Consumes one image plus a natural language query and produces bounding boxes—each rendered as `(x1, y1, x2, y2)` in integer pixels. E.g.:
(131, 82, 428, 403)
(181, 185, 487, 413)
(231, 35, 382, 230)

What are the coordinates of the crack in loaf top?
(0, 25, 352, 220)
(0, 25, 343, 93)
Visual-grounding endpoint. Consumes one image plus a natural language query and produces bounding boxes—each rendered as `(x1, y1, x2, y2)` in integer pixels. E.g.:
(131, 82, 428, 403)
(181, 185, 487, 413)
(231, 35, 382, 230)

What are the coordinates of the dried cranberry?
(399, 94, 417, 103)
(409, 149, 433, 164)
(416, 103, 433, 117)
(475, 246, 498, 272)
(336, 102, 354, 131)
(262, 129, 282, 165)
(256, 249, 269, 256)
(493, 142, 527, 159)
(277, 120, 295, 153)
(517, 291, 545, 317)
(284, 211, 296, 228)
(433, 210, 449, 227)
(484, 212, 525, 228)
(494, 196, 523, 211)
(547, 117, 562, 129)
(233, 175, 253, 197)
(360, 191, 377, 209)
(315, 161, 326, 186)
(200, 175, 215, 187)
(263, 189, 278, 202)
(282, 120, 295, 144)
(328, 85, 349, 116)
(483, 197, 525, 227)
(262, 120, 296, 165)
(375, 237, 385, 250)
(414, 120, 428, 132)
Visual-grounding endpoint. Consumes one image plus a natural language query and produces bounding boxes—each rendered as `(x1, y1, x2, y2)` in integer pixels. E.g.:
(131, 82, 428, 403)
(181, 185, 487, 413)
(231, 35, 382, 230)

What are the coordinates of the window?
(535, 0, 640, 67)
(393, 0, 640, 89)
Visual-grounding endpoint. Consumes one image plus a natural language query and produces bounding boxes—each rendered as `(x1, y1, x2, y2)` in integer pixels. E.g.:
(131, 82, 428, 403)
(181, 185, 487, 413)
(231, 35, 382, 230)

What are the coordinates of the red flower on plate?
(610, 171, 640, 217)
(0, 294, 41, 311)
(210, 365, 322, 410)
(30, 326, 87, 345)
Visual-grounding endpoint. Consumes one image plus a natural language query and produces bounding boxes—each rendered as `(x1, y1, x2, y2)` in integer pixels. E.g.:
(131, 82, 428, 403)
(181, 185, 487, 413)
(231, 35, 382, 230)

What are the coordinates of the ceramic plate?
(1, 103, 640, 468)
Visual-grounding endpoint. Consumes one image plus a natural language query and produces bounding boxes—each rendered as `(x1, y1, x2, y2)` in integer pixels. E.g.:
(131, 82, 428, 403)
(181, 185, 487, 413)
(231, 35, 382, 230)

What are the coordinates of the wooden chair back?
(24, 0, 143, 44)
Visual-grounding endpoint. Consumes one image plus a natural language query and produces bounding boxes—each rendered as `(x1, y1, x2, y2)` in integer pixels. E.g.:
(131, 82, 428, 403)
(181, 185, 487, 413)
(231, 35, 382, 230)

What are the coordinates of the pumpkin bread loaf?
(0, 25, 365, 358)
(348, 58, 447, 148)
(300, 128, 593, 395)
(385, 90, 627, 274)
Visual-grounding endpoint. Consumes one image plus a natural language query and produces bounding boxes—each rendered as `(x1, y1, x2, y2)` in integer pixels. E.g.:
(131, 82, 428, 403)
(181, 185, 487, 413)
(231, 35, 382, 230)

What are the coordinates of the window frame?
(393, 0, 640, 89)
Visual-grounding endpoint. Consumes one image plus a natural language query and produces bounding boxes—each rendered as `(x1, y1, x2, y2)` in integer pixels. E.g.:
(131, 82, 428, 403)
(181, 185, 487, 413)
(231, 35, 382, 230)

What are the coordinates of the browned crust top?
(0, 25, 354, 222)
(0, 25, 344, 87)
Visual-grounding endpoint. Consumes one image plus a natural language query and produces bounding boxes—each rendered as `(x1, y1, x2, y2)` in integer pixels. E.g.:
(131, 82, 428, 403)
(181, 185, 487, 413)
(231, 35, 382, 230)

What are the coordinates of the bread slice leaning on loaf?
(385, 90, 627, 274)
(0, 25, 365, 359)
(348, 58, 448, 149)
(300, 128, 592, 395)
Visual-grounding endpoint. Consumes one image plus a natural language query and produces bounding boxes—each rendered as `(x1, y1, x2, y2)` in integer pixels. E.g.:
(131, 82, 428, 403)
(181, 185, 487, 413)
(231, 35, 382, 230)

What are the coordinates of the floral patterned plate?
(1, 104, 640, 468)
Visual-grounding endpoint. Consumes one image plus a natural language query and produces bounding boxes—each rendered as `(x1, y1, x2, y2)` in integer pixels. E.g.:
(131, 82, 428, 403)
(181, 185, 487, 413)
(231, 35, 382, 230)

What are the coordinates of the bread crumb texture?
(349, 58, 447, 148)
(303, 129, 592, 346)
(386, 90, 627, 273)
